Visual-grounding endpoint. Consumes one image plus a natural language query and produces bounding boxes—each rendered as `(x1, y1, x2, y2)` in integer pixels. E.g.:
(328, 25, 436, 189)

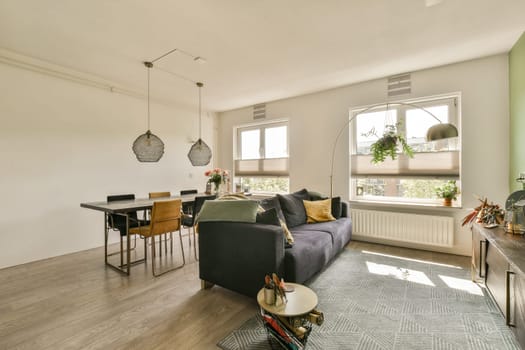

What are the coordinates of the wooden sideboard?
(472, 223, 525, 347)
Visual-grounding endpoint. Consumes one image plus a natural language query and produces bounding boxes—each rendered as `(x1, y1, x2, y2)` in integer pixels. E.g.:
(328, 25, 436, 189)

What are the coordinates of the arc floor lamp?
(329, 101, 459, 198)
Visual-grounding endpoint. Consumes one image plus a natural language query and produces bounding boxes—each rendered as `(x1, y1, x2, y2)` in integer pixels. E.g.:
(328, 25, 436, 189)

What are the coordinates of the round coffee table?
(257, 283, 318, 316)
(257, 283, 321, 348)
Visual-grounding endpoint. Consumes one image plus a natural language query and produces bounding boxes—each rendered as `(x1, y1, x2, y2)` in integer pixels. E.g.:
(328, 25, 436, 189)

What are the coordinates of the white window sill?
(349, 199, 463, 212)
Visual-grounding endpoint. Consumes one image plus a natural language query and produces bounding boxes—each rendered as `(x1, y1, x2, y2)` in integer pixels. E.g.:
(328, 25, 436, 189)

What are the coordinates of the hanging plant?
(367, 124, 414, 164)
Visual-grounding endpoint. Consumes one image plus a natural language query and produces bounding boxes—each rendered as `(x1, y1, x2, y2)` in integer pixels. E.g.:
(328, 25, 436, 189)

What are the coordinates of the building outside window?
(350, 95, 461, 205)
(234, 120, 289, 194)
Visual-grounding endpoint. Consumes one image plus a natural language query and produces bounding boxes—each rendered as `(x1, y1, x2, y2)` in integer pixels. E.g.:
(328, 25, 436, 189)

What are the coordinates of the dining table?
(80, 193, 203, 275)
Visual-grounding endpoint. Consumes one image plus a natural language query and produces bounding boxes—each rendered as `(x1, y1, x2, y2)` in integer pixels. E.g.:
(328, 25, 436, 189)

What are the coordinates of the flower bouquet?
(204, 168, 229, 194)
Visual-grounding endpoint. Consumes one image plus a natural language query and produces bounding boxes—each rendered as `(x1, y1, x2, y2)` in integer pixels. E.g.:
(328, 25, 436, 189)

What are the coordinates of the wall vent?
(253, 103, 266, 120)
(387, 73, 411, 97)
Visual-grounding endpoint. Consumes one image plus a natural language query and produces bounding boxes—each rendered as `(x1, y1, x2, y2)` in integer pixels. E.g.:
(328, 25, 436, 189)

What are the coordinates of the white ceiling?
(1, 0, 524, 112)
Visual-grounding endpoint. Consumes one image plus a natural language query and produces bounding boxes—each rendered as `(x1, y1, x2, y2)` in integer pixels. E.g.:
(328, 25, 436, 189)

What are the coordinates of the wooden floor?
(0, 237, 470, 350)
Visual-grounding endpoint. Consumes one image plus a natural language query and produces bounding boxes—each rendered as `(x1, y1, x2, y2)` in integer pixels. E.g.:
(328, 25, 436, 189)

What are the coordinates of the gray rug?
(217, 248, 521, 350)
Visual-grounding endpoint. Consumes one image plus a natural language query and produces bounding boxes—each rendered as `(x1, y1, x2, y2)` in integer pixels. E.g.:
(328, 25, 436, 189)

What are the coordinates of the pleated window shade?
(234, 157, 289, 177)
(351, 151, 459, 178)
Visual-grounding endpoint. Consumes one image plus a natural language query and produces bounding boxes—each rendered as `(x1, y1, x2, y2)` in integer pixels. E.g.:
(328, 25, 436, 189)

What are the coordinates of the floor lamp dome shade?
(132, 61, 165, 162)
(187, 82, 212, 166)
(132, 130, 165, 162)
(188, 138, 212, 166)
(426, 123, 458, 141)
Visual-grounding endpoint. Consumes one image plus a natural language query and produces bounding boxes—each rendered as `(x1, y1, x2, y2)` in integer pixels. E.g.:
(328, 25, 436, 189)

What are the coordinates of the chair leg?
(170, 232, 173, 254)
(151, 229, 185, 277)
(164, 233, 168, 255)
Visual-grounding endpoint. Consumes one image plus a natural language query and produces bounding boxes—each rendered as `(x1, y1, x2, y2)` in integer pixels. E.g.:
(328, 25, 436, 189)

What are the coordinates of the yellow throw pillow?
(303, 199, 336, 223)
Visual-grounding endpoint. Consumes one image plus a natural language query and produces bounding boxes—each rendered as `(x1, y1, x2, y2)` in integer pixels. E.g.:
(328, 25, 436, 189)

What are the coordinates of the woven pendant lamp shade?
(187, 82, 212, 166)
(188, 138, 212, 166)
(132, 130, 165, 162)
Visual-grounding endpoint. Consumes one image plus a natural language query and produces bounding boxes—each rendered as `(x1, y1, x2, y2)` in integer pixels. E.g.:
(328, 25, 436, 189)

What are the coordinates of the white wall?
(0, 62, 216, 269)
(218, 55, 510, 256)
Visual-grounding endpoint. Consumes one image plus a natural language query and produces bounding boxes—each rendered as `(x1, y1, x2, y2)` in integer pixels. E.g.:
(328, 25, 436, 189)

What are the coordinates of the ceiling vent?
(387, 73, 411, 97)
(253, 103, 266, 120)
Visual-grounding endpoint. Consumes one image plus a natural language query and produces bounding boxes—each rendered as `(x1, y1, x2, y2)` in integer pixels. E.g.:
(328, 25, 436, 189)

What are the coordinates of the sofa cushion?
(303, 199, 335, 223)
(291, 217, 352, 258)
(284, 230, 333, 283)
(196, 200, 259, 223)
(277, 188, 309, 227)
(259, 197, 294, 245)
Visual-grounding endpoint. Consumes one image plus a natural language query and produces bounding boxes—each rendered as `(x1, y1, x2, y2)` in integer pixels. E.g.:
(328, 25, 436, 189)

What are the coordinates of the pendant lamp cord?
(147, 67, 151, 131)
(197, 82, 203, 140)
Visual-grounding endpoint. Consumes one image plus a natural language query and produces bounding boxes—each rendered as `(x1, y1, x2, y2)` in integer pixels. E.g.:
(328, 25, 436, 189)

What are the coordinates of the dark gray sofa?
(198, 190, 352, 298)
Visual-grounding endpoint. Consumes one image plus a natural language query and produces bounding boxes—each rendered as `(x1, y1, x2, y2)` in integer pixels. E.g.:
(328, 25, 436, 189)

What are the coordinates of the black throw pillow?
(276, 188, 309, 227)
(256, 208, 281, 226)
(330, 196, 342, 219)
(259, 196, 286, 223)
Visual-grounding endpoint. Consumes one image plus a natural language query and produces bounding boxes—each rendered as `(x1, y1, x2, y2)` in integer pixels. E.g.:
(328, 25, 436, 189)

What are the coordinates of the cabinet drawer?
(486, 245, 509, 317)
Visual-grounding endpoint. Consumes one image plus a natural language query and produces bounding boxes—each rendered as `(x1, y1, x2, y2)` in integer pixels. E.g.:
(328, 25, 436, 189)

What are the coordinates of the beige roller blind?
(351, 151, 459, 178)
(234, 157, 289, 177)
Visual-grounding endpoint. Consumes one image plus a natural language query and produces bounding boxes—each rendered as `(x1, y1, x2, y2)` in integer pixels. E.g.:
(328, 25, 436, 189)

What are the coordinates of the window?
(350, 95, 461, 205)
(234, 120, 289, 193)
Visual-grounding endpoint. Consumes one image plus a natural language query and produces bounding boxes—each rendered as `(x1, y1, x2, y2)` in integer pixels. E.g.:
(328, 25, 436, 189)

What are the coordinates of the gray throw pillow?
(277, 188, 309, 227)
(256, 207, 281, 226)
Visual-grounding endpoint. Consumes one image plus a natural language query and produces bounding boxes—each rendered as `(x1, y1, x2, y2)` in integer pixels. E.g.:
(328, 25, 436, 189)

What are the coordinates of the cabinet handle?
(506, 270, 516, 327)
(479, 240, 487, 278)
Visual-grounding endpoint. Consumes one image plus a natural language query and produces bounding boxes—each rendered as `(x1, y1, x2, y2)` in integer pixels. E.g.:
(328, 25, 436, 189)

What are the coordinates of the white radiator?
(351, 209, 454, 247)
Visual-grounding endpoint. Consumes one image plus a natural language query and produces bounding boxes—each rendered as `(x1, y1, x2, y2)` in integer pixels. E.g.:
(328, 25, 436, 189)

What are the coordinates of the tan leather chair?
(148, 192, 172, 254)
(129, 199, 185, 276)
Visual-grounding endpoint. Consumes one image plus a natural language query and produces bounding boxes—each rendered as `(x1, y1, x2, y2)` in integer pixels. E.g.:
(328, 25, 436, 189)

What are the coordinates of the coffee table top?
(257, 283, 318, 317)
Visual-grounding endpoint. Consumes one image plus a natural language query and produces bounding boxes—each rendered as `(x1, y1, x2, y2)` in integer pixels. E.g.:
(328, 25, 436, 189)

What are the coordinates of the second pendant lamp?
(187, 82, 212, 166)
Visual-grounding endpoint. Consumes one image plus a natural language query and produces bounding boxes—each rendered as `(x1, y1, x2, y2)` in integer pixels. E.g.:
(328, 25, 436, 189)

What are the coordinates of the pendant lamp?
(187, 82, 212, 166)
(132, 62, 165, 162)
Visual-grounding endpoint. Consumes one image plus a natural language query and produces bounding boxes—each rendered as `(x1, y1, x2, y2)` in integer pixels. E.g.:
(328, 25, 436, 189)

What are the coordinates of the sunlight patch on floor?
(366, 261, 435, 286)
(439, 275, 484, 296)
(362, 250, 463, 269)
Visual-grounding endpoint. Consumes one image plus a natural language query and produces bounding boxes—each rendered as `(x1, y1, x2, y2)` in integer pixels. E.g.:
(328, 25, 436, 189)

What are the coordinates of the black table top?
(80, 194, 203, 214)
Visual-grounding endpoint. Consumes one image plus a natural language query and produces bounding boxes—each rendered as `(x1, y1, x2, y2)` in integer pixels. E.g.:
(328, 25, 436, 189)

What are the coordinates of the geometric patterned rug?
(217, 248, 521, 349)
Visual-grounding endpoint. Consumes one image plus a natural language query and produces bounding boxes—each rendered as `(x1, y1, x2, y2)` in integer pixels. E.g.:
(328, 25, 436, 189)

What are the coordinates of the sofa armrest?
(198, 221, 285, 298)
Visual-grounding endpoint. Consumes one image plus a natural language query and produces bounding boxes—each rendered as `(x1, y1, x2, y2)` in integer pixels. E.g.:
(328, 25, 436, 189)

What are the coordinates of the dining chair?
(106, 194, 147, 265)
(129, 199, 185, 276)
(148, 191, 172, 255)
(180, 189, 198, 215)
(182, 194, 216, 260)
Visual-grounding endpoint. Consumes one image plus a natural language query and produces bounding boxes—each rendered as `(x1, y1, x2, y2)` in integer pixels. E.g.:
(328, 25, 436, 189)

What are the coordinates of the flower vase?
(443, 198, 452, 207)
(213, 182, 221, 195)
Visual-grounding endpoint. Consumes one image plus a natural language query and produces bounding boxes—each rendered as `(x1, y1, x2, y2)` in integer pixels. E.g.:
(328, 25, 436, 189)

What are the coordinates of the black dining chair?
(180, 189, 198, 215)
(106, 194, 147, 265)
(182, 194, 216, 260)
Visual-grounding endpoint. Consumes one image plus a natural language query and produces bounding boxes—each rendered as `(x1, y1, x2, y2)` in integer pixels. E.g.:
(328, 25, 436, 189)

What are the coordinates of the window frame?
(234, 119, 289, 194)
(349, 94, 461, 205)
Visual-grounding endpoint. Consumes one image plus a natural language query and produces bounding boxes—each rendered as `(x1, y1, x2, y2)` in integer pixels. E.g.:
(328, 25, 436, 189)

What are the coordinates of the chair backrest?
(149, 191, 171, 199)
(150, 199, 182, 236)
(189, 194, 217, 225)
(107, 194, 136, 233)
(180, 189, 198, 196)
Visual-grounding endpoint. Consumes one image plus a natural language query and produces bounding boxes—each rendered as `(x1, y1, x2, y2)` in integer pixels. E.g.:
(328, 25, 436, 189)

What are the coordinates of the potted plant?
(369, 124, 414, 164)
(434, 180, 459, 206)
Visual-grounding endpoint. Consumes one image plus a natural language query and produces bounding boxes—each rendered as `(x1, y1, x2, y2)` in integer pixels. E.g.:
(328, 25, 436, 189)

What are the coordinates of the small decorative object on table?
(204, 168, 229, 195)
(462, 196, 504, 227)
(434, 180, 460, 206)
(264, 273, 287, 306)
